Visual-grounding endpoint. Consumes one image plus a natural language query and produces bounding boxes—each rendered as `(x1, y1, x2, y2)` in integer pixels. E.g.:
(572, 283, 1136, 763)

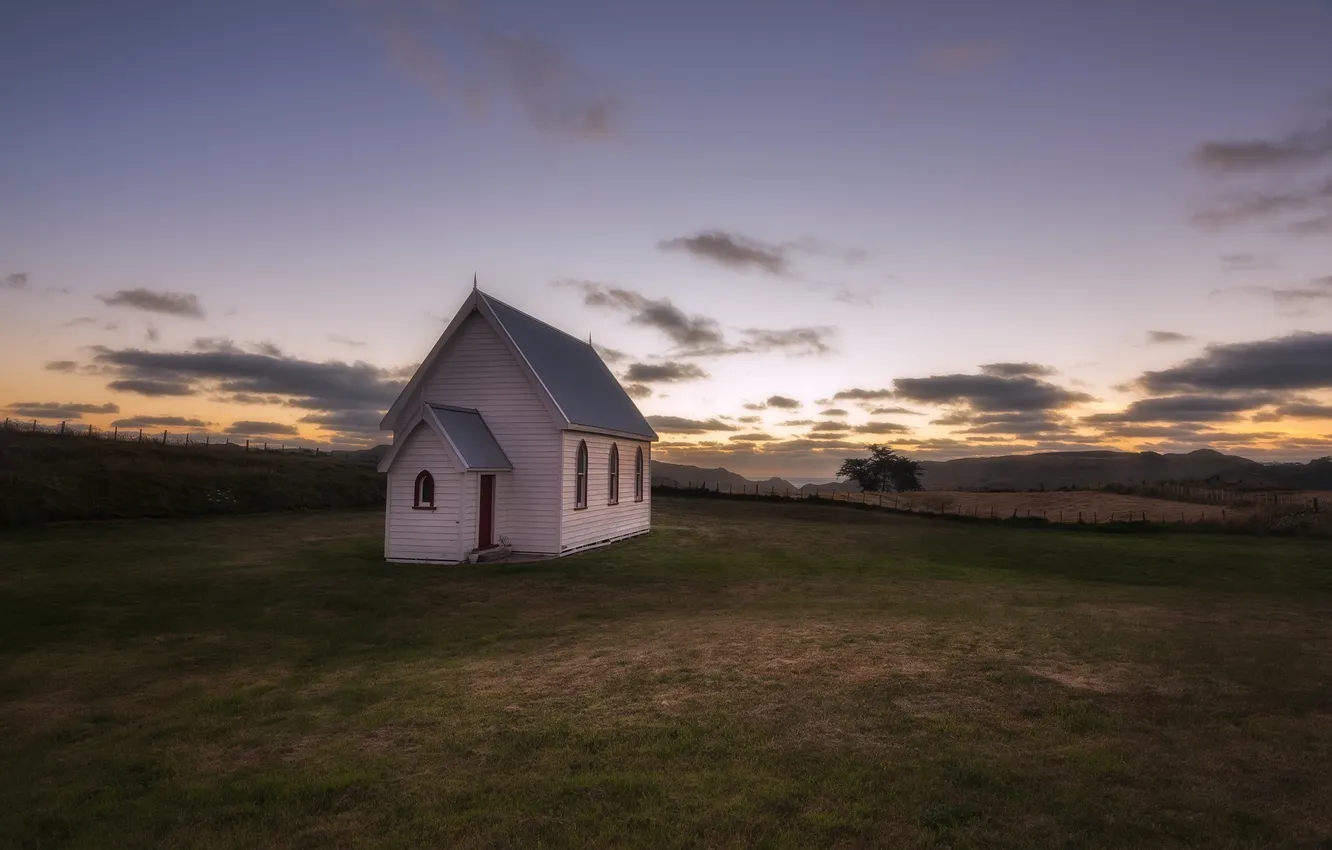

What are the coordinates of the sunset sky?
(3, 0, 1331, 477)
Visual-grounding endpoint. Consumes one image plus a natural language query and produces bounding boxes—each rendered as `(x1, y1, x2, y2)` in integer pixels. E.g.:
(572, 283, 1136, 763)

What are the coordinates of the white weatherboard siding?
(419, 313, 562, 554)
(561, 431, 651, 552)
(386, 423, 461, 562)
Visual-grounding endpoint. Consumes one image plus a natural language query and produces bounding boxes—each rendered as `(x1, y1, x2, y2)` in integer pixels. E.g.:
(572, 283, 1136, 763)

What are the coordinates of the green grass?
(2, 498, 1331, 848)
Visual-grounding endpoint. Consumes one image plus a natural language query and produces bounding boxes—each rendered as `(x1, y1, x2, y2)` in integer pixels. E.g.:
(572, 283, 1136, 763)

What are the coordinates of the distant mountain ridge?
(653, 450, 1332, 493)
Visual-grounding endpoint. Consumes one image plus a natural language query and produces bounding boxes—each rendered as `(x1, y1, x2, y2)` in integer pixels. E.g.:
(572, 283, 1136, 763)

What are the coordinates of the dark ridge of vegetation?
(0, 430, 384, 527)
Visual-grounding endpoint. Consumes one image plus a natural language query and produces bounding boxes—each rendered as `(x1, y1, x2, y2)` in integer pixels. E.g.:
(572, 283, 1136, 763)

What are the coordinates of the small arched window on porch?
(608, 443, 620, 505)
(413, 470, 435, 509)
(574, 440, 588, 509)
(634, 446, 645, 502)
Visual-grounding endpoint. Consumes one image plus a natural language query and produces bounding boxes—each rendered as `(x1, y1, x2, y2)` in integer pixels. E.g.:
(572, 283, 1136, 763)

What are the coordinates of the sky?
(2, 0, 1332, 478)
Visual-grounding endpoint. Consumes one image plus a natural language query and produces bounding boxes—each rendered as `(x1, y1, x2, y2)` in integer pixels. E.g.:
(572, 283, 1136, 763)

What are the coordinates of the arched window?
(414, 470, 435, 509)
(634, 446, 645, 502)
(574, 440, 588, 509)
(608, 443, 620, 505)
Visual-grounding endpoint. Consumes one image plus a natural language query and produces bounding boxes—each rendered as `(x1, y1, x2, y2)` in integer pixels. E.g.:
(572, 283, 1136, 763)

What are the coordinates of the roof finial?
(473, 273, 477, 291)
(588, 332, 593, 346)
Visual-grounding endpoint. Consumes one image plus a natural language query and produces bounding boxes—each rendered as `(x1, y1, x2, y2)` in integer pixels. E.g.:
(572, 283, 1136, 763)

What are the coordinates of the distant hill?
(916, 449, 1272, 491)
(653, 451, 1332, 494)
(651, 461, 796, 492)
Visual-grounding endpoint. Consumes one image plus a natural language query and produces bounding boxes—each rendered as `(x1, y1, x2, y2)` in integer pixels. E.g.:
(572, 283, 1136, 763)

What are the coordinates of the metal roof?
(426, 404, 512, 470)
(479, 292, 658, 441)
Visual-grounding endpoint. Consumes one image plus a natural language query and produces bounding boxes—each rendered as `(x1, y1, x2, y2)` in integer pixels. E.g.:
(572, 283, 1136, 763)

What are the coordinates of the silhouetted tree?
(838, 444, 923, 493)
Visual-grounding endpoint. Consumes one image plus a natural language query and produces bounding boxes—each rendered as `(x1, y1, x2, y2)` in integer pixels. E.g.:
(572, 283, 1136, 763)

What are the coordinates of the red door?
(478, 474, 495, 549)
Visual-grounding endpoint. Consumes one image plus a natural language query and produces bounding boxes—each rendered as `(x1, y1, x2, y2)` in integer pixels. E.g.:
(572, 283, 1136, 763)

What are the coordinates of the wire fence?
(1, 417, 355, 457)
(652, 479, 1323, 527)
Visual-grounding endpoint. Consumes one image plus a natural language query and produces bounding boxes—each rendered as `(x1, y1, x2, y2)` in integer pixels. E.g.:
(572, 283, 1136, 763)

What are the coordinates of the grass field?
(891, 489, 1276, 523)
(3, 499, 1331, 848)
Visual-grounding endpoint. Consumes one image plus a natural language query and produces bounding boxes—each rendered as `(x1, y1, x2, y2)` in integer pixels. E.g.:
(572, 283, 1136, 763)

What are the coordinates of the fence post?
(60, 420, 66, 435)
(138, 429, 143, 443)
(162, 430, 168, 444)
(1078, 511, 1082, 523)
(185, 434, 190, 447)
(113, 426, 118, 440)
(205, 435, 209, 446)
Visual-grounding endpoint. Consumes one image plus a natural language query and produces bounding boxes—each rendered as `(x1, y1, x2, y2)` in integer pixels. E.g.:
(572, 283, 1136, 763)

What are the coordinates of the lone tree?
(838, 444, 923, 493)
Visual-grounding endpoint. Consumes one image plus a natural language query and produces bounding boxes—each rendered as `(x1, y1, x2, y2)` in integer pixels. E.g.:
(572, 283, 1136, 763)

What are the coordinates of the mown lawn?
(2, 498, 1330, 848)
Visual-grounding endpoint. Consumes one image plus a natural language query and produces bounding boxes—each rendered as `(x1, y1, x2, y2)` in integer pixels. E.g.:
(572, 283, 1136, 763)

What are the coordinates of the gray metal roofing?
(427, 404, 513, 470)
(480, 292, 657, 440)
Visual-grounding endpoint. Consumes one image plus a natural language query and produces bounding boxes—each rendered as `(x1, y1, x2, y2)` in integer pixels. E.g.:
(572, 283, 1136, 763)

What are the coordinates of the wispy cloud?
(111, 415, 211, 429)
(5, 401, 119, 420)
(364, 0, 621, 140)
(920, 40, 1007, 72)
(1147, 330, 1194, 344)
(97, 288, 205, 318)
(645, 415, 738, 434)
(3, 272, 27, 290)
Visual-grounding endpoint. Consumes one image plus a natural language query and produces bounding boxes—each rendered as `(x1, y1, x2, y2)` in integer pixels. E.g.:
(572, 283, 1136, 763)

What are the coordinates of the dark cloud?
(622, 383, 652, 399)
(764, 395, 800, 409)
(893, 373, 1093, 412)
(5, 401, 120, 420)
(593, 343, 629, 364)
(1081, 397, 1289, 426)
(566, 281, 835, 357)
(44, 361, 79, 373)
(1147, 330, 1194, 344)
(89, 346, 403, 430)
(979, 362, 1056, 378)
(1251, 402, 1332, 421)
(659, 231, 789, 276)
(622, 361, 709, 383)
(737, 415, 762, 424)
(297, 410, 385, 435)
(645, 415, 738, 434)
(810, 421, 850, 433)
(145, 324, 160, 343)
(3, 272, 27, 290)
(97, 288, 205, 318)
(953, 411, 1077, 438)
(869, 406, 922, 415)
(1192, 115, 1332, 173)
(729, 432, 778, 442)
(1138, 332, 1332, 394)
(852, 421, 912, 434)
(819, 408, 848, 416)
(831, 387, 895, 401)
(567, 281, 724, 348)
(111, 415, 211, 429)
(253, 341, 283, 357)
(777, 419, 816, 426)
(107, 379, 199, 397)
(229, 420, 300, 436)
